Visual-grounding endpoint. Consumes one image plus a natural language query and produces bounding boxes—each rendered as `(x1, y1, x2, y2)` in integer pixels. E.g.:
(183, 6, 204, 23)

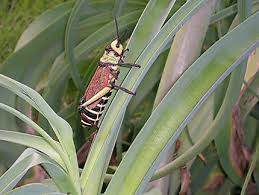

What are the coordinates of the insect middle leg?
(99, 62, 141, 68)
(117, 63, 141, 68)
(110, 82, 136, 96)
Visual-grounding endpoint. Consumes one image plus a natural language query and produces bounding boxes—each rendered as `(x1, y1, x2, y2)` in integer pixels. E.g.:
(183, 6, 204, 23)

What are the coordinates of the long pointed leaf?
(0, 103, 63, 157)
(0, 74, 80, 194)
(105, 11, 259, 195)
(5, 183, 61, 195)
(0, 148, 74, 194)
(0, 130, 63, 167)
(65, 0, 88, 91)
(80, 0, 177, 194)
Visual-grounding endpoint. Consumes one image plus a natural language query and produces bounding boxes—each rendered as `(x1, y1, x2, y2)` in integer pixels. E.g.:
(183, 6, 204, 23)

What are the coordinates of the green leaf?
(214, 0, 253, 185)
(241, 137, 259, 195)
(0, 74, 80, 194)
(190, 146, 222, 194)
(240, 72, 259, 121)
(65, 0, 88, 91)
(0, 103, 62, 155)
(5, 183, 60, 195)
(0, 130, 63, 167)
(152, 1, 216, 193)
(114, 0, 128, 17)
(0, 1, 73, 143)
(0, 148, 74, 194)
(80, 0, 177, 194)
(210, 3, 238, 24)
(15, 2, 73, 50)
(0, 2, 77, 166)
(0, 5, 78, 165)
(105, 11, 259, 195)
(238, 0, 252, 22)
(127, 50, 168, 115)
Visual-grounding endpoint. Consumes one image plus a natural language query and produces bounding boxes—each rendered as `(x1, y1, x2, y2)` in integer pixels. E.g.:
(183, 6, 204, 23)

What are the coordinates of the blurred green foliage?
(0, 0, 259, 194)
(0, 0, 73, 63)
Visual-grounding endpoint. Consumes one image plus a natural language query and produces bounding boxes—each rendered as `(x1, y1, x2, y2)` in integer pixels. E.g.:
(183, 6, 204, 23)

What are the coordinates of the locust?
(79, 19, 140, 129)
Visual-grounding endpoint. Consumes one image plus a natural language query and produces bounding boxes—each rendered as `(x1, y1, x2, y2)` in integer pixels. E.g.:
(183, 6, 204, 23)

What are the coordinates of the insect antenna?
(114, 18, 121, 46)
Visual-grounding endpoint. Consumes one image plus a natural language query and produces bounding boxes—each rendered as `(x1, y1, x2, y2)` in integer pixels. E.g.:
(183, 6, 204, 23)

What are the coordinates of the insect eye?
(105, 45, 111, 51)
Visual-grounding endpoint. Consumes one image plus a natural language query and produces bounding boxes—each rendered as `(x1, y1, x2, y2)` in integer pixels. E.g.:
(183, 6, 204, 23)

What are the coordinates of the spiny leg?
(111, 82, 136, 96)
(117, 63, 141, 68)
(99, 62, 140, 68)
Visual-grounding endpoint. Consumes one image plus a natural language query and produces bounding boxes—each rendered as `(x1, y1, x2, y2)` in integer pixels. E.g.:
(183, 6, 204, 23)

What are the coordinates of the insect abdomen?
(80, 92, 111, 128)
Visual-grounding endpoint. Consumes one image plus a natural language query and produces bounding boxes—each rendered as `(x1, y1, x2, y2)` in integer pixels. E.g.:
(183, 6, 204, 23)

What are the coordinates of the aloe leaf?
(0, 3, 73, 153)
(0, 4, 74, 153)
(15, 2, 73, 50)
(114, 0, 128, 17)
(209, 1, 259, 24)
(238, 0, 252, 21)
(80, 0, 177, 194)
(214, 0, 253, 185)
(240, 72, 259, 121)
(189, 146, 221, 194)
(105, 11, 259, 195)
(0, 2, 77, 165)
(65, 0, 89, 91)
(0, 103, 61, 149)
(0, 148, 75, 194)
(0, 130, 63, 167)
(122, 0, 177, 66)
(5, 183, 59, 195)
(151, 1, 216, 193)
(0, 74, 80, 194)
(210, 3, 238, 24)
(0, 3, 74, 161)
(127, 50, 168, 115)
(151, 10, 257, 181)
(241, 137, 259, 195)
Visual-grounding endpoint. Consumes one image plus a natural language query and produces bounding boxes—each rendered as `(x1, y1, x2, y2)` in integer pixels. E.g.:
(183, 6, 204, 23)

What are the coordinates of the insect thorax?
(100, 51, 121, 72)
(100, 51, 120, 63)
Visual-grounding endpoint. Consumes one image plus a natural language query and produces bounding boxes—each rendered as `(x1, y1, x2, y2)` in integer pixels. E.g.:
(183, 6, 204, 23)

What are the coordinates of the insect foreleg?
(111, 83, 136, 95)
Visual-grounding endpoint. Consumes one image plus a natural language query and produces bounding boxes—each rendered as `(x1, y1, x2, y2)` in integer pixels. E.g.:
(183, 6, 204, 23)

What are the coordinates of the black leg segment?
(117, 63, 141, 68)
(111, 83, 136, 95)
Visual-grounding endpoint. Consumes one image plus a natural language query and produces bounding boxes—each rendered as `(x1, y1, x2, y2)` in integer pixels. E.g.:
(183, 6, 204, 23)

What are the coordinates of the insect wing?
(84, 66, 110, 108)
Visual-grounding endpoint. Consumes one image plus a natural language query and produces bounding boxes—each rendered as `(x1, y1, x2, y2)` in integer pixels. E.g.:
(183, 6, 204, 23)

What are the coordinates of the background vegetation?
(0, 0, 72, 63)
(0, 0, 259, 194)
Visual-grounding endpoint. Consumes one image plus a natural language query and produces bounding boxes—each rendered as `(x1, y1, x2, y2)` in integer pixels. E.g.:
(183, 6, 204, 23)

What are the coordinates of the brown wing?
(84, 66, 111, 109)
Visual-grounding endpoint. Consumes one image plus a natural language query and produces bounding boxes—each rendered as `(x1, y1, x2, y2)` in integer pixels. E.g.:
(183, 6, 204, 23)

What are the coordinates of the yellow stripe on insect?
(82, 87, 112, 107)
